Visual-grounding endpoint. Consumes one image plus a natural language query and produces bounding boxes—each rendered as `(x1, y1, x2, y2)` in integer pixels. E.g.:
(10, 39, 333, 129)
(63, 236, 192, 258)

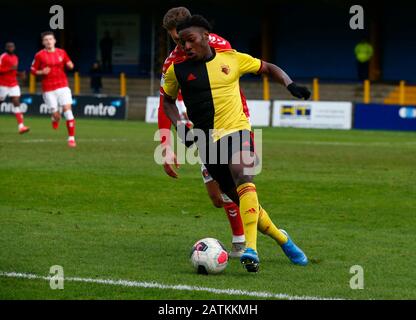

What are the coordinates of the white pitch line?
(1, 138, 128, 144)
(2, 138, 415, 147)
(270, 140, 416, 147)
(0, 271, 343, 300)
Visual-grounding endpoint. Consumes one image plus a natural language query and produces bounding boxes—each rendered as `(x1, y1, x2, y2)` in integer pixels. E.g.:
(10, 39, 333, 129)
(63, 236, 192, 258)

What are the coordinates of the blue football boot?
(280, 229, 308, 266)
(240, 248, 260, 273)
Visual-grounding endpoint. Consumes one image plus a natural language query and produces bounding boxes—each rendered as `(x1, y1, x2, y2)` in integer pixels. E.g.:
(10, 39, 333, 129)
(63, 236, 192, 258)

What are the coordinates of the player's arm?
(163, 92, 193, 140)
(158, 78, 179, 178)
(64, 51, 74, 70)
(158, 75, 173, 146)
(163, 92, 191, 139)
(0, 55, 9, 73)
(15, 57, 25, 80)
(160, 64, 183, 178)
(237, 52, 310, 100)
(160, 92, 182, 179)
(163, 94, 180, 124)
(164, 93, 194, 150)
(5, 64, 17, 71)
(10, 58, 18, 71)
(161, 64, 181, 124)
(259, 62, 310, 100)
(31, 55, 50, 76)
(162, 64, 194, 147)
(259, 62, 292, 87)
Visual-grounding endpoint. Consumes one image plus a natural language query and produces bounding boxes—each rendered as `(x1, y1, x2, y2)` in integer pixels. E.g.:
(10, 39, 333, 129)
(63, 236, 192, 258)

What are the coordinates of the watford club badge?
(221, 64, 230, 75)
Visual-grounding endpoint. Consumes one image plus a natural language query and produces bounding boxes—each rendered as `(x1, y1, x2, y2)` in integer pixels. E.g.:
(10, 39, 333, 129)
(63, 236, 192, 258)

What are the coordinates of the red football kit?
(0, 52, 30, 133)
(31, 48, 76, 146)
(31, 48, 72, 92)
(0, 53, 18, 87)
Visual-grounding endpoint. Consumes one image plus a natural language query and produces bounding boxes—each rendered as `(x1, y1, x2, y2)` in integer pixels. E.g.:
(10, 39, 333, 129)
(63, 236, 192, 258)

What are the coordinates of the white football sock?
(64, 110, 74, 121)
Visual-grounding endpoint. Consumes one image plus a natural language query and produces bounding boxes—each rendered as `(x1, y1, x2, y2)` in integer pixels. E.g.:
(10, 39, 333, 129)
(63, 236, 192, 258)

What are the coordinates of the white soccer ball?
(190, 238, 228, 274)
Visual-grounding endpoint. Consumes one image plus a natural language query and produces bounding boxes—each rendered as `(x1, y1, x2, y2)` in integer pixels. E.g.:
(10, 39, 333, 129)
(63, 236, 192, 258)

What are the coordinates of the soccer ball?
(190, 238, 228, 274)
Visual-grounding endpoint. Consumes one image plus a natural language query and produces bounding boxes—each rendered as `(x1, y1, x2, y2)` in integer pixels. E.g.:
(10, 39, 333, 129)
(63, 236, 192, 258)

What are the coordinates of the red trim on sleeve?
(257, 60, 263, 74)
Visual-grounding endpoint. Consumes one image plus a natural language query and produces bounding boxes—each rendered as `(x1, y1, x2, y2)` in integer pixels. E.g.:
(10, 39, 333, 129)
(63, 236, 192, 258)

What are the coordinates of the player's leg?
(228, 159, 260, 272)
(59, 87, 76, 147)
(257, 206, 307, 265)
(201, 132, 256, 268)
(43, 91, 61, 129)
(201, 165, 245, 257)
(225, 131, 260, 271)
(0, 87, 5, 103)
(11, 94, 30, 134)
(221, 193, 245, 257)
(62, 104, 76, 147)
(228, 138, 289, 247)
(256, 205, 287, 245)
(0, 85, 29, 134)
(228, 131, 307, 267)
(230, 167, 307, 266)
(51, 111, 61, 129)
(204, 156, 259, 271)
(222, 184, 293, 251)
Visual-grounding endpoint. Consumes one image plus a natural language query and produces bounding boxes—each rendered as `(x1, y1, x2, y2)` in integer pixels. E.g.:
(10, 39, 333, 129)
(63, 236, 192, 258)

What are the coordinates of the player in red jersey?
(0, 42, 30, 134)
(31, 31, 76, 148)
(159, 7, 247, 257)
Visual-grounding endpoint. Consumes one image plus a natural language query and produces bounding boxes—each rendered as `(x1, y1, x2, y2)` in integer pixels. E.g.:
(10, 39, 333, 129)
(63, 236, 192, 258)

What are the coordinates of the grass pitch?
(0, 116, 415, 299)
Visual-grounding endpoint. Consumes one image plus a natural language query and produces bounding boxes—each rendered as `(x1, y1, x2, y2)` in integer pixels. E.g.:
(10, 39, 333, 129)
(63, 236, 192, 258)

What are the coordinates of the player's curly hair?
(162, 7, 191, 30)
(176, 15, 213, 33)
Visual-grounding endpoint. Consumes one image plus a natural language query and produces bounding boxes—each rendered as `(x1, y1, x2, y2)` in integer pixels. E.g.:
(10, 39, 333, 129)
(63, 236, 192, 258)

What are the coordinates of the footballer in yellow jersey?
(162, 15, 310, 272)
(163, 48, 260, 142)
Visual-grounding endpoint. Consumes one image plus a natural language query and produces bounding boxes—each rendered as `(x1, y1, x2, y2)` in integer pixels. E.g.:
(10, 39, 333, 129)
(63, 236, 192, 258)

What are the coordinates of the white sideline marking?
(2, 138, 128, 144)
(273, 140, 416, 147)
(0, 271, 343, 300)
(3, 138, 415, 147)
